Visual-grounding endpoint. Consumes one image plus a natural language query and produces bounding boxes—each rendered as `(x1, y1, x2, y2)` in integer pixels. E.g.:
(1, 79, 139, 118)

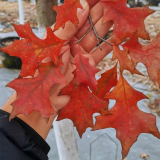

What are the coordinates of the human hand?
(49, 0, 113, 113)
(2, 0, 113, 139)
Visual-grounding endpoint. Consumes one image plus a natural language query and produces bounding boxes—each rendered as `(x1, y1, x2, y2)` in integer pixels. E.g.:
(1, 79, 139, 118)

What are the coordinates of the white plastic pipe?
(36, 1, 79, 159)
(54, 120, 80, 160)
(38, 23, 46, 39)
(30, 0, 36, 5)
(18, 0, 24, 24)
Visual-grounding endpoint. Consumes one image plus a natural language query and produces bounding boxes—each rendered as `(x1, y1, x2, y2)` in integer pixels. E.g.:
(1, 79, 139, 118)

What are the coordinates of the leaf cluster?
(1, 0, 160, 158)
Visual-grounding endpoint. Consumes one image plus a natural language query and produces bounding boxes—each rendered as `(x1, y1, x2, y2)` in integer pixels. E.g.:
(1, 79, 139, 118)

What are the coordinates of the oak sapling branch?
(88, 14, 102, 50)
(77, 14, 113, 47)
(77, 26, 93, 43)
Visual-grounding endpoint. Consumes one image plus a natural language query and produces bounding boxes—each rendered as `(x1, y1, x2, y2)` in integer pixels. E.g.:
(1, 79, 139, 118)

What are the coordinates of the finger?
(42, 44, 71, 76)
(70, 43, 97, 67)
(51, 0, 89, 40)
(50, 59, 75, 96)
(60, 45, 71, 75)
(70, 17, 113, 53)
(75, 2, 104, 39)
(91, 38, 113, 66)
(70, 38, 88, 56)
(78, 19, 113, 52)
(70, 37, 113, 66)
(86, 0, 99, 7)
(75, 1, 113, 52)
(50, 62, 75, 110)
(52, 95, 71, 110)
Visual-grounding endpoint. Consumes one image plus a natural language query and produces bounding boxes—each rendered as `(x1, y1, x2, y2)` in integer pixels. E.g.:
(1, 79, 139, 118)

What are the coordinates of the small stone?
(9, 88, 13, 92)
(140, 153, 149, 159)
(3, 81, 7, 85)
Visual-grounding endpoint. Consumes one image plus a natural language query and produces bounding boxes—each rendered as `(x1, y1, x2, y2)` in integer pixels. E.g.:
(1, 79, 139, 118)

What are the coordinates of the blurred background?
(0, 0, 160, 160)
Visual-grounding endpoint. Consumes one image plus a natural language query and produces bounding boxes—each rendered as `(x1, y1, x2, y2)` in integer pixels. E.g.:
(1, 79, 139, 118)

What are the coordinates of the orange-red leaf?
(93, 75, 160, 159)
(52, 0, 82, 31)
(73, 51, 99, 90)
(7, 62, 67, 120)
(100, 0, 154, 44)
(57, 80, 110, 137)
(93, 63, 118, 100)
(123, 32, 160, 86)
(113, 46, 142, 75)
(0, 23, 65, 77)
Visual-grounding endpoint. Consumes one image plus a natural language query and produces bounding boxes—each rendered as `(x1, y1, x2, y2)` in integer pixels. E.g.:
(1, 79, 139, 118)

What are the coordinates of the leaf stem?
(77, 26, 93, 43)
(98, 36, 113, 47)
(88, 14, 102, 50)
(76, 14, 113, 48)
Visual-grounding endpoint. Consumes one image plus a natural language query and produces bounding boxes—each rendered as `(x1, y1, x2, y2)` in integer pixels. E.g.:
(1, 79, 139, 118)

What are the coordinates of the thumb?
(51, 95, 71, 111)
(52, 0, 89, 40)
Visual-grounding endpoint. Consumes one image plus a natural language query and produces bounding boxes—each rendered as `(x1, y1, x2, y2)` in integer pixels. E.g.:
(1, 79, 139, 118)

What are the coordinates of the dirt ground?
(0, 0, 160, 35)
(0, 0, 37, 32)
(145, 10, 160, 40)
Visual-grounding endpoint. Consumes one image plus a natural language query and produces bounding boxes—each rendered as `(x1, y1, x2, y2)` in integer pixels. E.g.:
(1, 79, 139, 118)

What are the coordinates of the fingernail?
(77, 0, 88, 13)
(81, 0, 88, 9)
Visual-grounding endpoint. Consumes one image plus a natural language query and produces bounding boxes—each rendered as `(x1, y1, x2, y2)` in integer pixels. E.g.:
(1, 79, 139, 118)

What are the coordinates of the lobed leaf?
(57, 79, 111, 137)
(0, 23, 65, 77)
(93, 63, 118, 100)
(93, 75, 160, 159)
(7, 62, 67, 120)
(113, 46, 142, 75)
(52, 0, 83, 31)
(123, 32, 160, 86)
(100, 0, 154, 44)
(73, 51, 99, 90)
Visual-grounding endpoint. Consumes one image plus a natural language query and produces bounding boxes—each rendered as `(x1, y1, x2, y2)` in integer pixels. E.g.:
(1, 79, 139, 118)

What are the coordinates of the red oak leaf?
(7, 62, 67, 120)
(123, 32, 160, 86)
(0, 23, 65, 77)
(57, 80, 111, 137)
(100, 0, 154, 44)
(52, 0, 82, 31)
(113, 46, 142, 75)
(93, 75, 160, 159)
(73, 51, 99, 90)
(93, 63, 118, 100)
